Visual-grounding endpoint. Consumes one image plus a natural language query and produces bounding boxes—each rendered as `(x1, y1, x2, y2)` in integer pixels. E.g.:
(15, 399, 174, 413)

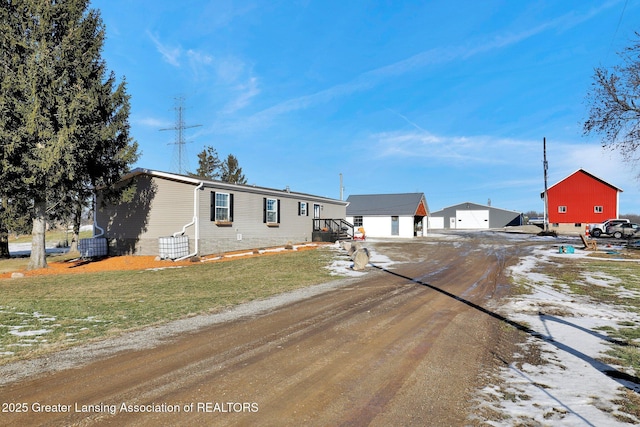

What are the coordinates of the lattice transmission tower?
(160, 97, 202, 174)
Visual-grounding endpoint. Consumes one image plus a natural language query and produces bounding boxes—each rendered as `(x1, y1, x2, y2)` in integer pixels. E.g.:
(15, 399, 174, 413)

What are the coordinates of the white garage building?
(428, 202, 523, 230)
(346, 193, 429, 238)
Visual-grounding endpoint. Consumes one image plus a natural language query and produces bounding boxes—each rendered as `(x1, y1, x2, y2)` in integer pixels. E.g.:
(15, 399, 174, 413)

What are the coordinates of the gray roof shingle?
(346, 193, 427, 216)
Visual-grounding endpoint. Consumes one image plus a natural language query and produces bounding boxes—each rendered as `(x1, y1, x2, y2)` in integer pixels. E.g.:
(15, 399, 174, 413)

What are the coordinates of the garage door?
(455, 210, 489, 229)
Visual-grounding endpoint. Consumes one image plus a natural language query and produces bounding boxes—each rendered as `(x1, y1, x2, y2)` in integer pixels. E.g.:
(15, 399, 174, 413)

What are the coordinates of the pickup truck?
(589, 218, 630, 237)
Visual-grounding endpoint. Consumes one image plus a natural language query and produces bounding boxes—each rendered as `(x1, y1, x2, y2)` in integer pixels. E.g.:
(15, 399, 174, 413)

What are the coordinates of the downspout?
(174, 182, 204, 261)
(93, 193, 105, 238)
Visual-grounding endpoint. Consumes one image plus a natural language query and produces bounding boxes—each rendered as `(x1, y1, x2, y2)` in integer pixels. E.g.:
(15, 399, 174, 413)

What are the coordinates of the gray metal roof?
(120, 168, 349, 205)
(430, 201, 521, 216)
(346, 193, 428, 216)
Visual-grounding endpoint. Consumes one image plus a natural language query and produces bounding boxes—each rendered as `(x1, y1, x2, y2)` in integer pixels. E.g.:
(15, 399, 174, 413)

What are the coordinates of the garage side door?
(455, 210, 489, 229)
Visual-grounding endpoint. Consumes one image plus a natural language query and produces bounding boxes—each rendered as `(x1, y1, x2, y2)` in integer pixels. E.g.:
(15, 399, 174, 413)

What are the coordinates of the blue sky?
(93, 0, 640, 214)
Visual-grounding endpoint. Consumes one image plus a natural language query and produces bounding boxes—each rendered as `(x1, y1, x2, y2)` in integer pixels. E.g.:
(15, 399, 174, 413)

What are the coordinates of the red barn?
(546, 169, 622, 234)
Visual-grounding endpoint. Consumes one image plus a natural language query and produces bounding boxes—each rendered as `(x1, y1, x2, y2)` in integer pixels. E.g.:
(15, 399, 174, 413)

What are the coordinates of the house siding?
(97, 170, 347, 256)
(97, 175, 196, 255)
(197, 187, 345, 254)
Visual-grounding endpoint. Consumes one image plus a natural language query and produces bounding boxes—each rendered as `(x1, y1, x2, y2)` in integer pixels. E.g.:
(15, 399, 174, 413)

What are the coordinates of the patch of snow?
(9, 328, 51, 337)
(475, 246, 640, 426)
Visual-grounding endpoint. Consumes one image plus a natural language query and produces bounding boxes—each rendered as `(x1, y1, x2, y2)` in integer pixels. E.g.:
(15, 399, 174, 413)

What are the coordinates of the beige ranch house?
(95, 169, 349, 259)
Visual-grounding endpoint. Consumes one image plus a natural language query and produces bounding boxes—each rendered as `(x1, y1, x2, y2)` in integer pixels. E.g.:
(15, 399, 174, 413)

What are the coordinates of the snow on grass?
(8, 327, 51, 337)
(474, 246, 640, 426)
(0, 308, 107, 357)
(323, 241, 397, 277)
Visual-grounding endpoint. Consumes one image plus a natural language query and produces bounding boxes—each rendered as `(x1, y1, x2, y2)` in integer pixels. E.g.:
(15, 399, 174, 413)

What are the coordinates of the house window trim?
(298, 201, 309, 216)
(594, 206, 603, 214)
(558, 206, 567, 214)
(264, 197, 280, 225)
(211, 191, 234, 224)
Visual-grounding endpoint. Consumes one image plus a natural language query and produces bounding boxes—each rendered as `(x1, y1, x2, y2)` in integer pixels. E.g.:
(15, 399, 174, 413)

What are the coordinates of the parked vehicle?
(608, 223, 640, 239)
(589, 218, 630, 237)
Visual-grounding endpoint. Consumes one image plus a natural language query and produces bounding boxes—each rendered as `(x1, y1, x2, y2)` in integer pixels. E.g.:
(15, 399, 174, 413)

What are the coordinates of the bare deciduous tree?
(583, 32, 640, 166)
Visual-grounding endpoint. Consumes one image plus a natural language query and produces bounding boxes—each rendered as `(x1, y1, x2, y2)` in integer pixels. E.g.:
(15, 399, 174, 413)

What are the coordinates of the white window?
(266, 198, 278, 223)
(211, 192, 233, 222)
(215, 193, 230, 222)
(594, 206, 603, 213)
(558, 206, 567, 213)
(299, 202, 308, 216)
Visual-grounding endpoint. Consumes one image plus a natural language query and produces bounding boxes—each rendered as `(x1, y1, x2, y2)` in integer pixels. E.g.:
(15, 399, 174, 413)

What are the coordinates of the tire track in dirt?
(1, 235, 536, 426)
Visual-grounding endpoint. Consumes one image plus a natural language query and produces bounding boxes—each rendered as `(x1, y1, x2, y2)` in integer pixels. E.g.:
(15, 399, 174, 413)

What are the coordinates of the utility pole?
(160, 97, 202, 174)
(339, 173, 344, 201)
(543, 137, 549, 232)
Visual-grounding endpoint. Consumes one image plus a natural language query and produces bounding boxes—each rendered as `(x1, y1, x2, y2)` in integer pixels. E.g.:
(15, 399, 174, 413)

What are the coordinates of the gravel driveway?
(1, 232, 540, 426)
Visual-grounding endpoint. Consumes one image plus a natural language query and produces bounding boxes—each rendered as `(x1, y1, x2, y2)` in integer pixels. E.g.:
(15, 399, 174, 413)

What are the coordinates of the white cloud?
(214, 56, 248, 84)
(223, 77, 261, 114)
(147, 31, 181, 67)
(186, 49, 214, 80)
(135, 116, 173, 128)
(244, 4, 617, 126)
(371, 130, 537, 166)
(187, 49, 213, 66)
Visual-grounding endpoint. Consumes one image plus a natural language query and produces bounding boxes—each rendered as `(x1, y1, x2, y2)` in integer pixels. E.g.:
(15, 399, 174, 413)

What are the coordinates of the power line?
(606, 0, 628, 63)
(160, 97, 202, 174)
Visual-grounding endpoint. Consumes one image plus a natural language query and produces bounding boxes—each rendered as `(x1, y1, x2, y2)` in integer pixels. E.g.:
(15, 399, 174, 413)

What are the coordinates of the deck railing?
(312, 219, 354, 241)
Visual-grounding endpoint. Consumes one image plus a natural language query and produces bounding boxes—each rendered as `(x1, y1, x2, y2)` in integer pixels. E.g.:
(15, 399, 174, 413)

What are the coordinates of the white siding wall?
(399, 216, 416, 237)
(347, 215, 415, 238)
(428, 217, 444, 229)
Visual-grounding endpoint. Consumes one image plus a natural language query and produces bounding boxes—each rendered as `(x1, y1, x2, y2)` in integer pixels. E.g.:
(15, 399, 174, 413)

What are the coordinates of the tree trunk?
(0, 232, 9, 259)
(69, 203, 82, 254)
(0, 201, 10, 258)
(27, 200, 48, 270)
(69, 230, 79, 253)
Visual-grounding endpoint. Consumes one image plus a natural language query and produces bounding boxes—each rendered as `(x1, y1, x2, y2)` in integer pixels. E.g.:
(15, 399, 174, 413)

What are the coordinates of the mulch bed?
(1, 244, 325, 279)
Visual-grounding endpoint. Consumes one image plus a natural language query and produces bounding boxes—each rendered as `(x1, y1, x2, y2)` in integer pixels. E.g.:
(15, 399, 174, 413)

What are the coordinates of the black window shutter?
(277, 199, 281, 223)
(298, 202, 301, 216)
(229, 194, 234, 222)
(210, 192, 216, 221)
(263, 198, 267, 223)
(307, 202, 310, 216)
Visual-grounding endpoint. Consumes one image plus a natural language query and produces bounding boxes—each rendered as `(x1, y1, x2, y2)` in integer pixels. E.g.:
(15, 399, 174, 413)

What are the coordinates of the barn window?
(594, 206, 603, 213)
(211, 192, 233, 223)
(353, 216, 363, 227)
(558, 206, 567, 213)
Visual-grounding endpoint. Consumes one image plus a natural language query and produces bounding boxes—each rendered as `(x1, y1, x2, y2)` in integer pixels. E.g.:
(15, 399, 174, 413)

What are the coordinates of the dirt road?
(1, 232, 538, 426)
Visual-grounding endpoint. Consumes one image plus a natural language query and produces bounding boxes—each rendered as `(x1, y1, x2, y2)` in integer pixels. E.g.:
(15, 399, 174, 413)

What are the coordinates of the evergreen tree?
(191, 145, 221, 180)
(0, 0, 138, 269)
(221, 154, 247, 184)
